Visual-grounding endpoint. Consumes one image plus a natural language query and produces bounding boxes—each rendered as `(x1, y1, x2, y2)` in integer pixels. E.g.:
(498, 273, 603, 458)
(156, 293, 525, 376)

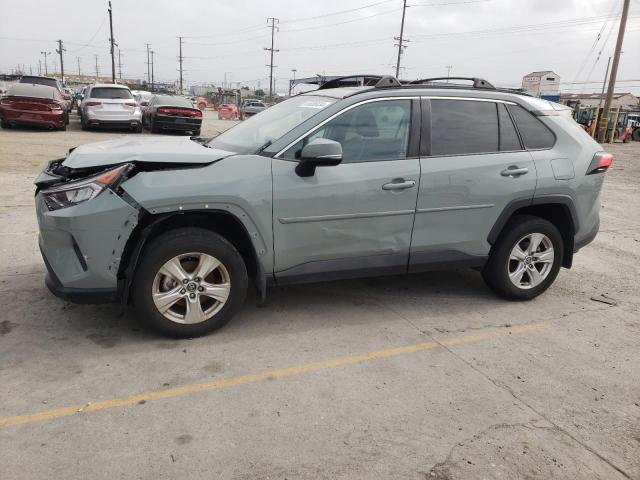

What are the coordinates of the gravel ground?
(0, 113, 638, 480)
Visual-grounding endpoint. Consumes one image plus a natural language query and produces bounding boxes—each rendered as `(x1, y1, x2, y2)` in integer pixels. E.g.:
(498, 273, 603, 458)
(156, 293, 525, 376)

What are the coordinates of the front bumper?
(36, 189, 140, 303)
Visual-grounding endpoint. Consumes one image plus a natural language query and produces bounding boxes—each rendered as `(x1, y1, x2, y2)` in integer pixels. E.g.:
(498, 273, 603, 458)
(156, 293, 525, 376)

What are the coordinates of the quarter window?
(498, 103, 521, 151)
(507, 104, 555, 149)
(430, 99, 499, 156)
(283, 99, 412, 163)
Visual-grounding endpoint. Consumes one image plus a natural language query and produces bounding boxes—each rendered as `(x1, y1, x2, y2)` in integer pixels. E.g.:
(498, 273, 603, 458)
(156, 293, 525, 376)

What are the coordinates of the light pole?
(289, 68, 297, 96)
(40, 51, 51, 76)
(446, 65, 453, 82)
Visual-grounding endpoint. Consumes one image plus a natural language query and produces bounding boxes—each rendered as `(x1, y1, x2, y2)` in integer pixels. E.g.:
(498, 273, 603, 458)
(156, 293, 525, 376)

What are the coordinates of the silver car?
(80, 84, 142, 132)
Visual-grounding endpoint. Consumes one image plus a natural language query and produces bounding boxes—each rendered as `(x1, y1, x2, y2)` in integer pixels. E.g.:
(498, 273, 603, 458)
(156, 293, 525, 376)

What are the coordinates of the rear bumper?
(153, 114, 201, 131)
(86, 119, 141, 129)
(574, 218, 599, 252)
(0, 108, 65, 128)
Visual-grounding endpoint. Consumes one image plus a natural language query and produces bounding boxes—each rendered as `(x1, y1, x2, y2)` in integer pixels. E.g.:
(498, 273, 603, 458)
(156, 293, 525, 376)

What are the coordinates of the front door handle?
(382, 179, 416, 191)
(501, 166, 529, 177)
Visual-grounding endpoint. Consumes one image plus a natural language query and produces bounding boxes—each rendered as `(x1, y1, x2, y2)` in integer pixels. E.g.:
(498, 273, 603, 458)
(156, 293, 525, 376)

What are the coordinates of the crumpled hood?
(62, 136, 235, 169)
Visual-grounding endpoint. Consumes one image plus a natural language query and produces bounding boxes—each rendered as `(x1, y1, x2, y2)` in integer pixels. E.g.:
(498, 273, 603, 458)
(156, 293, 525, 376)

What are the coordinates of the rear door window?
(430, 99, 499, 156)
(90, 87, 133, 99)
(507, 104, 555, 149)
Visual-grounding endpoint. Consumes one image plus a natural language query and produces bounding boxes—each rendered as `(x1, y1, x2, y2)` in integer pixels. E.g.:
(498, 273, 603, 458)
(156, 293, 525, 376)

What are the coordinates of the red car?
(0, 83, 68, 130)
(217, 103, 239, 120)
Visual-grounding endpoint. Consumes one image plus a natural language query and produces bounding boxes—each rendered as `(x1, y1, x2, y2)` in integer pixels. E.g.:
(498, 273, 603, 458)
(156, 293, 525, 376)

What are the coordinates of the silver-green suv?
(35, 76, 611, 337)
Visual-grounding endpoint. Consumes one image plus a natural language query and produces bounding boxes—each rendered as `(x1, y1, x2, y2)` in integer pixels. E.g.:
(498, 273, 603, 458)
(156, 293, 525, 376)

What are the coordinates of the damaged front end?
(34, 153, 217, 304)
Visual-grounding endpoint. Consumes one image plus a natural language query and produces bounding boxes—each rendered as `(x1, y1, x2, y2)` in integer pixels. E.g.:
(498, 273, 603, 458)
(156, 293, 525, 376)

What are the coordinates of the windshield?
(208, 95, 337, 154)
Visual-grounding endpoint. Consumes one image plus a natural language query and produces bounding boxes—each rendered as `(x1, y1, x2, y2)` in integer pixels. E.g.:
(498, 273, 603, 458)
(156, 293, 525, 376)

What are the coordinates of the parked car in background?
(19, 75, 68, 111)
(76, 86, 87, 114)
(196, 96, 214, 110)
(0, 81, 9, 96)
(62, 87, 75, 112)
(80, 84, 142, 132)
(240, 99, 267, 120)
(134, 91, 153, 108)
(217, 103, 239, 120)
(143, 94, 202, 135)
(1, 83, 68, 130)
(33, 75, 611, 337)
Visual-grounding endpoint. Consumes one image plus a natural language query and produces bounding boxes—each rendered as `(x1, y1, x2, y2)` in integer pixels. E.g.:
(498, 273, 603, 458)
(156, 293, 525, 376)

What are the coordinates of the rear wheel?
(0, 120, 9, 129)
(633, 128, 640, 142)
(482, 215, 563, 300)
(132, 228, 248, 337)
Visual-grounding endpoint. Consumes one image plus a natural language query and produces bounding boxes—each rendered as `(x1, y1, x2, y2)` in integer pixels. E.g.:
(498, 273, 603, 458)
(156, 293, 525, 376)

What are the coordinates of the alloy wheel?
(507, 233, 555, 289)
(152, 252, 231, 324)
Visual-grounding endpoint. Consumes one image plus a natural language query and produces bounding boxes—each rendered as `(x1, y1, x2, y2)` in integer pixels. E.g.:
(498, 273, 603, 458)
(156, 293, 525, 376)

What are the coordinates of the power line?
(281, 0, 393, 23)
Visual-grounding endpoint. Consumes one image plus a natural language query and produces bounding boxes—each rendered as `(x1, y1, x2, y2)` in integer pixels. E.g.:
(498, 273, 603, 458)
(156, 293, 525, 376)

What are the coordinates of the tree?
(254, 89, 265, 98)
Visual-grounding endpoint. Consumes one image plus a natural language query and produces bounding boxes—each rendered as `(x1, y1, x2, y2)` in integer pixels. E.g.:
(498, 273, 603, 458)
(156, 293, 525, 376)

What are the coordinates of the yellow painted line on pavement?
(0, 321, 547, 429)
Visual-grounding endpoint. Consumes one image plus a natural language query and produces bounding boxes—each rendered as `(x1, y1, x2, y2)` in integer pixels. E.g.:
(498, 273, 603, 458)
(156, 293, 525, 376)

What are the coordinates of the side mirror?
(295, 139, 343, 177)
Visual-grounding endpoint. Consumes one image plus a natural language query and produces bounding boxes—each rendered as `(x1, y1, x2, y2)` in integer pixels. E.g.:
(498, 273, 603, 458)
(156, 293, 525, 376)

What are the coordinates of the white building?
(521, 71, 561, 97)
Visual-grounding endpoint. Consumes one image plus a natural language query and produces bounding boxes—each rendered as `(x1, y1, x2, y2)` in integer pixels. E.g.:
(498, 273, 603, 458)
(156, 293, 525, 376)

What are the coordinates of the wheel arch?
(117, 209, 264, 304)
(488, 195, 578, 268)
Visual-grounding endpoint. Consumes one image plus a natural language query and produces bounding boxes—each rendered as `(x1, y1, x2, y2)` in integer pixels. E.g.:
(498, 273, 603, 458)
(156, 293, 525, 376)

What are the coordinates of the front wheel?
(482, 215, 563, 300)
(132, 228, 248, 337)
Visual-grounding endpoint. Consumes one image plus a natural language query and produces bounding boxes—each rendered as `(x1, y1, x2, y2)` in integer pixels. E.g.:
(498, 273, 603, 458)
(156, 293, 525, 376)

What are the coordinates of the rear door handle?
(382, 179, 416, 191)
(501, 166, 529, 177)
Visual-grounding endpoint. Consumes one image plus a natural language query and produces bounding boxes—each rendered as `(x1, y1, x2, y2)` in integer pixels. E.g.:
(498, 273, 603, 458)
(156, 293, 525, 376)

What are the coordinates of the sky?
(1, 0, 639, 95)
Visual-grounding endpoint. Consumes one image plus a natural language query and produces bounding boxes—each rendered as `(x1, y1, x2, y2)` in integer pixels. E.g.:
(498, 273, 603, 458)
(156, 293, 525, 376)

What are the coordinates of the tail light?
(158, 107, 201, 117)
(85, 101, 101, 107)
(124, 102, 138, 107)
(586, 152, 613, 175)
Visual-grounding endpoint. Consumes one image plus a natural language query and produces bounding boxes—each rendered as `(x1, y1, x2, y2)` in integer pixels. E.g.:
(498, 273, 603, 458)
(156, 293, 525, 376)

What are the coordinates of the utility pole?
(150, 50, 155, 91)
(289, 68, 297, 96)
(108, 1, 117, 83)
(38, 60, 42, 75)
(145, 44, 151, 86)
(445, 65, 453, 82)
(394, 0, 409, 78)
(94, 54, 100, 81)
(598, 56, 612, 109)
(264, 17, 279, 101)
(597, 0, 630, 143)
(178, 36, 184, 94)
(117, 49, 123, 79)
(77, 56, 81, 77)
(40, 51, 51, 75)
(56, 40, 66, 84)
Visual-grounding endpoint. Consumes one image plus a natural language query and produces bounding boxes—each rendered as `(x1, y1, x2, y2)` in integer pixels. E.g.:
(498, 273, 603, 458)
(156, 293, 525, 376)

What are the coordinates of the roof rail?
(318, 75, 390, 90)
(408, 77, 495, 89)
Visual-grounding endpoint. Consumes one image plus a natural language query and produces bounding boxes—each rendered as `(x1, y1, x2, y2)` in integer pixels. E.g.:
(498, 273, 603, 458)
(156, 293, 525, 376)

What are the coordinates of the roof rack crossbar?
(318, 75, 390, 90)
(408, 77, 495, 89)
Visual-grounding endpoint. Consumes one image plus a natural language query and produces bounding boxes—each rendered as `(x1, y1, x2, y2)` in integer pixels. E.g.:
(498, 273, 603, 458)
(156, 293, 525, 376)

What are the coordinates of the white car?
(80, 84, 142, 132)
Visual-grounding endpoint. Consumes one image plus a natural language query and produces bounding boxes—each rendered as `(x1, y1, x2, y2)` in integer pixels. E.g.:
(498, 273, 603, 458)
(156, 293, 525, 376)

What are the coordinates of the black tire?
(193, 129, 201, 136)
(132, 228, 248, 338)
(633, 129, 640, 142)
(0, 120, 9, 129)
(150, 119, 159, 134)
(58, 123, 67, 131)
(482, 215, 563, 300)
(81, 116, 89, 131)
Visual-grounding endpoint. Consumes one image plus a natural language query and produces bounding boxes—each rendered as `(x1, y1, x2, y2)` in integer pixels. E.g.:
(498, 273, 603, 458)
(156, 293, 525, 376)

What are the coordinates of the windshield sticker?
(300, 100, 332, 109)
